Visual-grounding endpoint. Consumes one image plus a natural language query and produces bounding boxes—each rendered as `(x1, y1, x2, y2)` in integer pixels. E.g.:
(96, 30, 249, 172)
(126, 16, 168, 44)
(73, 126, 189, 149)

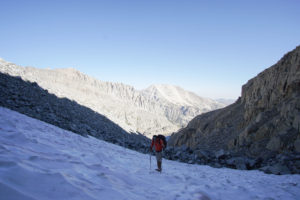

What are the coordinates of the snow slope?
(0, 107, 300, 200)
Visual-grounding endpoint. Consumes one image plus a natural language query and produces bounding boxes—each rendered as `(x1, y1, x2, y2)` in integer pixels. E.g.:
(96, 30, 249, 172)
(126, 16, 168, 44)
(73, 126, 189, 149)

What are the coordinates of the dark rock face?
(0, 72, 150, 153)
(168, 45, 300, 174)
(163, 147, 300, 175)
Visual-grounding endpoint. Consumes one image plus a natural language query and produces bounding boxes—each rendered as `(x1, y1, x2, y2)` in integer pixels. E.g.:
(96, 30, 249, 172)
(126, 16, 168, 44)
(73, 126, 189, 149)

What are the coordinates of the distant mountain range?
(0, 58, 229, 137)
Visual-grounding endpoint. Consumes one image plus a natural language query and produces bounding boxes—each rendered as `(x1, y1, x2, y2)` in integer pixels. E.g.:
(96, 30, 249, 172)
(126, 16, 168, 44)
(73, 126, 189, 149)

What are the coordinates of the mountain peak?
(143, 84, 223, 109)
(0, 58, 225, 137)
(145, 84, 194, 106)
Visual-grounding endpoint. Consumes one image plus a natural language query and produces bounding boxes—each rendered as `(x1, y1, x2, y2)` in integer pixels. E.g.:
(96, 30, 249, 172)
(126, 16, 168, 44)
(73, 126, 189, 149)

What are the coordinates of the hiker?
(150, 135, 165, 172)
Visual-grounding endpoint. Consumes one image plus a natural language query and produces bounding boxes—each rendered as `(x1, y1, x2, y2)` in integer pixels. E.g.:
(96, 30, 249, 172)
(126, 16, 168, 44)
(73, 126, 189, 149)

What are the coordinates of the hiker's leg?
(155, 152, 160, 169)
(156, 152, 162, 171)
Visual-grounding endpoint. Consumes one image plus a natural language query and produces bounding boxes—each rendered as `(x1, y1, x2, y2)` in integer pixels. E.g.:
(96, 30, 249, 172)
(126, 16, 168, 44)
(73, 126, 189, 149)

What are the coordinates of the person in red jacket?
(150, 135, 165, 172)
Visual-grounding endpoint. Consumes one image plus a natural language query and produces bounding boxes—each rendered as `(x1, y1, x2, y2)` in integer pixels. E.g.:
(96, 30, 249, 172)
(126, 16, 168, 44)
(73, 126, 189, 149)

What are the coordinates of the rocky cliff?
(169, 46, 300, 159)
(0, 59, 225, 137)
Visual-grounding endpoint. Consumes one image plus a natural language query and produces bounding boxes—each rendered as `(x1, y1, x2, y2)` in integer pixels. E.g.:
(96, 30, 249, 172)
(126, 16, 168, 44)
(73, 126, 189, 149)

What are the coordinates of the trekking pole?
(150, 152, 152, 171)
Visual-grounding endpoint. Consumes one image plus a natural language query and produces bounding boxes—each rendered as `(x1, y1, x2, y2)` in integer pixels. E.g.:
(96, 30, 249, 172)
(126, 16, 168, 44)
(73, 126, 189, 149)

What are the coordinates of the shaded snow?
(0, 107, 300, 200)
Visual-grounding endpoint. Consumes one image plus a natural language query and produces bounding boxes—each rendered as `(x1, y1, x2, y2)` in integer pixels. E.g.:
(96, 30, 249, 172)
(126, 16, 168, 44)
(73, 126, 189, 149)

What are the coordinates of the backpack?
(157, 134, 167, 149)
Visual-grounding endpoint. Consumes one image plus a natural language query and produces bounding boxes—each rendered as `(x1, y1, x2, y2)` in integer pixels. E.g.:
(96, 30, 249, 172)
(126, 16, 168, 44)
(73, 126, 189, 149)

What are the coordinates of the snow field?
(0, 107, 300, 200)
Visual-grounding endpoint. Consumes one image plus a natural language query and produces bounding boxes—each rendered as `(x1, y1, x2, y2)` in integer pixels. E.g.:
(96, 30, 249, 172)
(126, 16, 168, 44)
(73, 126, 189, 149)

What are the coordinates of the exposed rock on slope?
(0, 72, 150, 152)
(169, 46, 300, 159)
(0, 59, 225, 137)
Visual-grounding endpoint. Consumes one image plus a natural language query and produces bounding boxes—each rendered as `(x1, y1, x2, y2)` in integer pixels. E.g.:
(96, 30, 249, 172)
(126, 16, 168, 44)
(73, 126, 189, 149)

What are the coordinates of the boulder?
(266, 137, 281, 151)
(247, 159, 258, 169)
(260, 164, 291, 175)
(294, 139, 300, 153)
(175, 150, 181, 158)
(293, 160, 300, 172)
(215, 149, 226, 159)
(194, 150, 211, 160)
(212, 163, 222, 168)
(226, 157, 247, 170)
(188, 160, 194, 164)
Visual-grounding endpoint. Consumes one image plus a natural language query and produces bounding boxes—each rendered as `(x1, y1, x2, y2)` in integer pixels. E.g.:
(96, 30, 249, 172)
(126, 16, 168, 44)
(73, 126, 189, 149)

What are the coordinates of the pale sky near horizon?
(0, 0, 299, 99)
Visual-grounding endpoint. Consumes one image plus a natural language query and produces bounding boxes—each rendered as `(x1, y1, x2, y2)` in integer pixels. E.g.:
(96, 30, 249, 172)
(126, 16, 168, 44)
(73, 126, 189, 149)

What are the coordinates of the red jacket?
(150, 138, 165, 152)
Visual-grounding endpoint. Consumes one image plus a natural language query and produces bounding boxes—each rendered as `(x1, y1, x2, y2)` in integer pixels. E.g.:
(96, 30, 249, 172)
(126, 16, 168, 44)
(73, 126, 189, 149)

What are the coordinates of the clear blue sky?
(0, 0, 299, 99)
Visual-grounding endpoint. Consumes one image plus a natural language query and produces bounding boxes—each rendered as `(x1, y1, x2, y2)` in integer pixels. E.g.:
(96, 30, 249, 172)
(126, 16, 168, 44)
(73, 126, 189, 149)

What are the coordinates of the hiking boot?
(157, 161, 162, 172)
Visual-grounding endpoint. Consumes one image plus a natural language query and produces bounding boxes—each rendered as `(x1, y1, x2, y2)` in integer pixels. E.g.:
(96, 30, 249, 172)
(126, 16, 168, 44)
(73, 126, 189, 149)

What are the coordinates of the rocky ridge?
(0, 72, 150, 152)
(168, 45, 300, 174)
(0, 59, 225, 137)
